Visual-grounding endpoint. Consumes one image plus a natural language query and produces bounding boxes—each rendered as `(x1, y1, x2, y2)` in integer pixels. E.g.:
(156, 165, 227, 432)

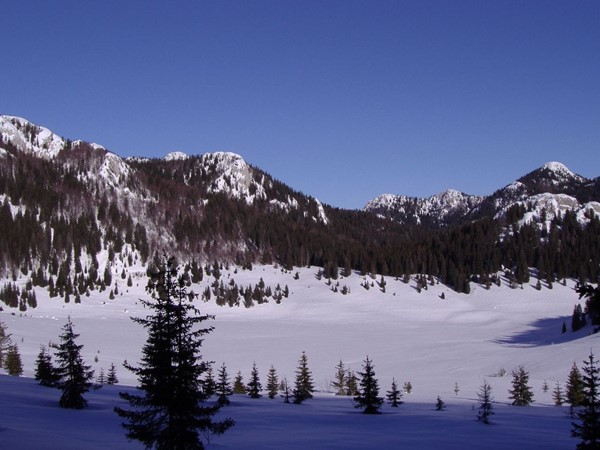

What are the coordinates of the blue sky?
(3, 1, 599, 209)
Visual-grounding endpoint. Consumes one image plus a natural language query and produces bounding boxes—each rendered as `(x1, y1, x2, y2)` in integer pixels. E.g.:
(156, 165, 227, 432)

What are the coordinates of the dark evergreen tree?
(354, 356, 383, 414)
(204, 366, 216, 396)
(292, 351, 314, 404)
(35, 345, 60, 386)
(573, 351, 600, 449)
(508, 365, 534, 406)
(247, 362, 262, 399)
(233, 371, 246, 394)
(436, 396, 445, 411)
(578, 284, 600, 326)
(331, 360, 346, 396)
(114, 256, 233, 449)
(107, 362, 119, 385)
(386, 378, 403, 407)
(4, 344, 23, 376)
(346, 370, 359, 396)
(477, 380, 494, 424)
(97, 367, 107, 385)
(573, 304, 587, 332)
(53, 317, 94, 409)
(568, 363, 587, 417)
(216, 363, 233, 406)
(553, 381, 564, 406)
(281, 377, 292, 403)
(266, 365, 279, 399)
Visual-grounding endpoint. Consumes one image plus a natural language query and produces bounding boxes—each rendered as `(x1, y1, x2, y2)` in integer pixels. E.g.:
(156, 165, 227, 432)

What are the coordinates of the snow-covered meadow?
(1, 265, 596, 448)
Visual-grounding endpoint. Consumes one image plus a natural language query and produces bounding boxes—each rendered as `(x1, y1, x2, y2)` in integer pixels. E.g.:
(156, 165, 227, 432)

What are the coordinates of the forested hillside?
(0, 115, 599, 311)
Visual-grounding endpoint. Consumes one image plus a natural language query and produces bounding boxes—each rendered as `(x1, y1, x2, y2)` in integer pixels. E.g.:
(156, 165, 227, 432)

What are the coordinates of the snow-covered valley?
(0, 265, 596, 449)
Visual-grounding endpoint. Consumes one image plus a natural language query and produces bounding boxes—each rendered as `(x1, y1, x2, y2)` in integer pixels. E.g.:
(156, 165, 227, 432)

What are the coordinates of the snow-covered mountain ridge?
(365, 161, 600, 228)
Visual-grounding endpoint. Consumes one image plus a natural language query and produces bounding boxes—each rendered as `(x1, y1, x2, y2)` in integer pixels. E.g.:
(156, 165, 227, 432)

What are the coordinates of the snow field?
(0, 265, 597, 448)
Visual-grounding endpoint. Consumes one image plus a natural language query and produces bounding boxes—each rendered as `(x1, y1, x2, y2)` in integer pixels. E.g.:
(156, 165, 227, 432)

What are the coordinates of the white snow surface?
(0, 115, 66, 158)
(541, 161, 584, 183)
(0, 265, 595, 449)
(164, 151, 189, 161)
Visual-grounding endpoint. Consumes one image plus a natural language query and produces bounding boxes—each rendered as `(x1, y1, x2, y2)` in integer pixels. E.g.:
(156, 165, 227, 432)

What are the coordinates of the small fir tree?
(553, 381, 564, 406)
(354, 356, 383, 414)
(572, 351, 600, 449)
(346, 370, 359, 396)
(216, 363, 233, 406)
(477, 380, 494, 424)
(331, 360, 346, 396)
(403, 381, 413, 394)
(53, 317, 94, 409)
(35, 345, 60, 387)
(204, 365, 216, 396)
(436, 396, 445, 411)
(386, 378, 403, 407)
(247, 362, 262, 399)
(292, 351, 314, 404)
(107, 362, 119, 385)
(454, 381, 460, 396)
(508, 365, 534, 406)
(4, 344, 23, 376)
(97, 367, 107, 385)
(233, 371, 246, 394)
(542, 380, 549, 393)
(281, 377, 292, 403)
(568, 362, 586, 417)
(266, 365, 279, 399)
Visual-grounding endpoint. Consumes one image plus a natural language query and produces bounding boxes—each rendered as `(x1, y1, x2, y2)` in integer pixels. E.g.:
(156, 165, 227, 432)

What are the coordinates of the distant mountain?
(364, 161, 600, 229)
(364, 190, 484, 228)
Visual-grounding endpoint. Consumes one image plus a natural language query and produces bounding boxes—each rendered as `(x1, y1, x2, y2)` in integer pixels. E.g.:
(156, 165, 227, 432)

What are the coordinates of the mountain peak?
(164, 151, 189, 161)
(541, 161, 573, 175)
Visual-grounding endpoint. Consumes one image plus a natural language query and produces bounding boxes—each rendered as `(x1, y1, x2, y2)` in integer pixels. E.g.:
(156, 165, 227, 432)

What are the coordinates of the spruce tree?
(247, 362, 262, 399)
(281, 377, 292, 403)
(114, 256, 233, 449)
(553, 381, 564, 406)
(233, 371, 246, 394)
(35, 345, 60, 386)
(204, 365, 216, 396)
(107, 362, 119, 385)
(386, 377, 403, 407)
(216, 363, 233, 406)
(331, 360, 346, 396)
(508, 365, 534, 406)
(573, 351, 600, 449)
(97, 367, 107, 385)
(266, 365, 279, 400)
(292, 351, 314, 404)
(53, 317, 94, 409)
(346, 370, 359, 396)
(4, 344, 23, 376)
(477, 380, 494, 424)
(354, 356, 383, 414)
(568, 362, 586, 417)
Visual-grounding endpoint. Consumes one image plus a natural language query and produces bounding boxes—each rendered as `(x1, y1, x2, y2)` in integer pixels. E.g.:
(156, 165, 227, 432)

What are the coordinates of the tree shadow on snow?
(493, 316, 596, 347)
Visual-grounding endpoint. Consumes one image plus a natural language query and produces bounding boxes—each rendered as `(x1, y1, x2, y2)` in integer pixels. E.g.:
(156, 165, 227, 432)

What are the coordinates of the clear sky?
(3, 0, 599, 209)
